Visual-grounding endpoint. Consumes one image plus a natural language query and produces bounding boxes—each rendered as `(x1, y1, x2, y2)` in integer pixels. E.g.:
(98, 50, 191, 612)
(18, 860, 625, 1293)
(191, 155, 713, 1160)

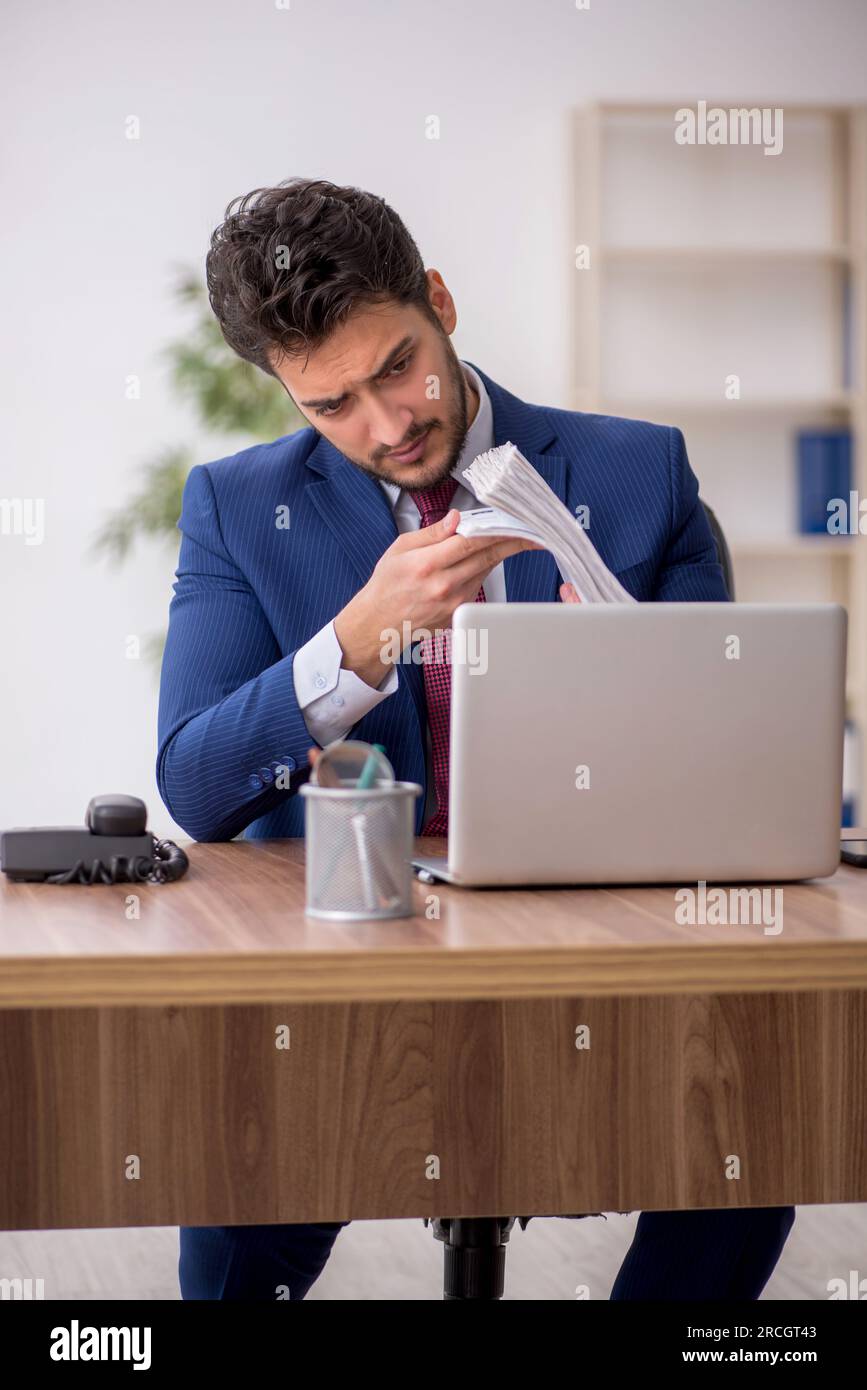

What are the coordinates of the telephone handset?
(0, 795, 190, 884)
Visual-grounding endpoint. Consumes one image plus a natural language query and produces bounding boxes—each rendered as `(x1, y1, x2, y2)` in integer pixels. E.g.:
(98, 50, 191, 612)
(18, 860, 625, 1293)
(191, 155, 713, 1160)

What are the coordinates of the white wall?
(2, 0, 867, 837)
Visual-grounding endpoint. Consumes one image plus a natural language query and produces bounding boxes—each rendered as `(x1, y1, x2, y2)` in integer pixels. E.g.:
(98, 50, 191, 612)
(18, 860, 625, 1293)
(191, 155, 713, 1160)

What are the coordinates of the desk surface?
(2, 836, 866, 1008)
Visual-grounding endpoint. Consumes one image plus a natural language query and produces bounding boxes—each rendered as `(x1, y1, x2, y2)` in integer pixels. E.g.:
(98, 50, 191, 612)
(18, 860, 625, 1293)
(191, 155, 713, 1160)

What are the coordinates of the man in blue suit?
(158, 177, 795, 1299)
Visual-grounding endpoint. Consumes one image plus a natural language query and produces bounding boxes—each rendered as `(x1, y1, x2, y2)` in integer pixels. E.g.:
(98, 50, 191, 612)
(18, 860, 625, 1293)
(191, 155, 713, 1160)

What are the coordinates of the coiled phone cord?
(45, 836, 190, 885)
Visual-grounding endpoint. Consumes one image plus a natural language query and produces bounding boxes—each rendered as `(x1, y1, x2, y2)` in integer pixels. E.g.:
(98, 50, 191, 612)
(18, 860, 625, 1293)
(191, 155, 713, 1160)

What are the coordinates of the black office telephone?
(0, 795, 190, 884)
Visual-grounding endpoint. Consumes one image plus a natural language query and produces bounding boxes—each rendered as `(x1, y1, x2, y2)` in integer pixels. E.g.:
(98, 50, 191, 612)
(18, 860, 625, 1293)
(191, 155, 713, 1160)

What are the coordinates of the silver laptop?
(411, 602, 847, 886)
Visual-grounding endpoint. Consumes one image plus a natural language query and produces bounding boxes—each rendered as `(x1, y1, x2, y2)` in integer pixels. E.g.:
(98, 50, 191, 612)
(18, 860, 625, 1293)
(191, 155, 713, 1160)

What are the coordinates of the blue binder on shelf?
(797, 429, 853, 534)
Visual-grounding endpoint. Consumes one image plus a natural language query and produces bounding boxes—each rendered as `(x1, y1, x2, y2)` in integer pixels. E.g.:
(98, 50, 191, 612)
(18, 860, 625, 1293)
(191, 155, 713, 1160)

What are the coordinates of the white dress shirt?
(293, 361, 501, 824)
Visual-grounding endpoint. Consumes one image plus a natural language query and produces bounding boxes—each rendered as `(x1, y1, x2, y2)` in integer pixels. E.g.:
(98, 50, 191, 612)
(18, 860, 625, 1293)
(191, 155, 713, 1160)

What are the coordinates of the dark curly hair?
(205, 177, 439, 377)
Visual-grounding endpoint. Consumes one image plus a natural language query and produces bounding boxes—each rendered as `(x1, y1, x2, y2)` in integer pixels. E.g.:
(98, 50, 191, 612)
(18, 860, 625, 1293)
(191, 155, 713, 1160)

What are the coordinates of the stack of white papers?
(458, 441, 636, 603)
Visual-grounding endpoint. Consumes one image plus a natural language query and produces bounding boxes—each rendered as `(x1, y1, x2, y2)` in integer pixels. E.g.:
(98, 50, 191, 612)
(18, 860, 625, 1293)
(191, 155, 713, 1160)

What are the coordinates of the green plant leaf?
(90, 268, 307, 566)
(91, 447, 193, 566)
(163, 270, 301, 441)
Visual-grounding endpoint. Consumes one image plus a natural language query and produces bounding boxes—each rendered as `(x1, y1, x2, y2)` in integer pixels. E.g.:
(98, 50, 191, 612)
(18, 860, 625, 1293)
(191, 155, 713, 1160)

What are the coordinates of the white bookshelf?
(572, 101, 867, 823)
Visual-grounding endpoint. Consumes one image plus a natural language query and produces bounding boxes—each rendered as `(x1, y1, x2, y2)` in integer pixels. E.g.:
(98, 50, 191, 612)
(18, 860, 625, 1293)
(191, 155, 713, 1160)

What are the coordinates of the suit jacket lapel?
(305, 447, 399, 582)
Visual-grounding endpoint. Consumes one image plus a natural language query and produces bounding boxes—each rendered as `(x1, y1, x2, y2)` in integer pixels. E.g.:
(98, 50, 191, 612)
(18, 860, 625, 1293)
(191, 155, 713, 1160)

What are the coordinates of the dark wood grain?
(1, 990, 864, 1229)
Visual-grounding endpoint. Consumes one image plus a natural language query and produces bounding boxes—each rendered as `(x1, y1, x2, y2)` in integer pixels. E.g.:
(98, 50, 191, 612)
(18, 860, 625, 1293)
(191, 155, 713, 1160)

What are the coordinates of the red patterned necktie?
(407, 477, 486, 836)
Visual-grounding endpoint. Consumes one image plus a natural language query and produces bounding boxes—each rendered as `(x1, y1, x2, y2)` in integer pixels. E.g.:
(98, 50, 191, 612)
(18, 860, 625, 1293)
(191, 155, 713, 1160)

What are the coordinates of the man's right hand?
(333, 508, 539, 688)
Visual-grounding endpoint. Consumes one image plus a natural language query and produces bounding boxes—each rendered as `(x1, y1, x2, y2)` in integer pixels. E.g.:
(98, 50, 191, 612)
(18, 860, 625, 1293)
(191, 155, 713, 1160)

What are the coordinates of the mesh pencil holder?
(300, 781, 422, 920)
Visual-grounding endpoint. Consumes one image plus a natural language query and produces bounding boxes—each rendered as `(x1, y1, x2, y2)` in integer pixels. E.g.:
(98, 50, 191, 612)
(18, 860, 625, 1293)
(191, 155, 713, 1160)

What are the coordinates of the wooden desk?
(1, 838, 866, 1230)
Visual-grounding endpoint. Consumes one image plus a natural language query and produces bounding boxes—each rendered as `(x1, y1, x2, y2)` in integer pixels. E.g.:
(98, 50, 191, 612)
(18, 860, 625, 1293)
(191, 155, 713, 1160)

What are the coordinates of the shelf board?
(596, 100, 854, 117)
(729, 536, 860, 558)
(601, 244, 854, 265)
(593, 395, 855, 417)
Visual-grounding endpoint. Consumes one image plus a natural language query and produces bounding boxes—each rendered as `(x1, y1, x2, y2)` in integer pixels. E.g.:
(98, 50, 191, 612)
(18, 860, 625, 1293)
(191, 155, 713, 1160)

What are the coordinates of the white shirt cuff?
(293, 619, 398, 745)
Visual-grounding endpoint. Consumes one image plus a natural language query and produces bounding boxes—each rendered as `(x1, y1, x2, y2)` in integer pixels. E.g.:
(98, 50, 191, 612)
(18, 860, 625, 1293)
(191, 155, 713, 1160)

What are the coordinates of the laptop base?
(411, 855, 463, 885)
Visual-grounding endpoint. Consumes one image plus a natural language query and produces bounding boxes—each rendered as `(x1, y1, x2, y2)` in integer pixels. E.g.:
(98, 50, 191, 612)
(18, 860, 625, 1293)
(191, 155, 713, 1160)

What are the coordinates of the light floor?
(2, 1205, 865, 1300)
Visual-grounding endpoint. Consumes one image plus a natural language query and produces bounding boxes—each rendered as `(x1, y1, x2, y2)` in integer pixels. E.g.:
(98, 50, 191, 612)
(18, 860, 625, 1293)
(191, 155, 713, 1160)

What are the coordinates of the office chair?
(701, 499, 735, 600)
(424, 502, 735, 1298)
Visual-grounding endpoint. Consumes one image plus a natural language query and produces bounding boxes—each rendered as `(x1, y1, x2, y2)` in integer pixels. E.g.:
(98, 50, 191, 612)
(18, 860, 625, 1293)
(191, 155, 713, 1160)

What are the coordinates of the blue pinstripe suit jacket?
(156, 362, 728, 842)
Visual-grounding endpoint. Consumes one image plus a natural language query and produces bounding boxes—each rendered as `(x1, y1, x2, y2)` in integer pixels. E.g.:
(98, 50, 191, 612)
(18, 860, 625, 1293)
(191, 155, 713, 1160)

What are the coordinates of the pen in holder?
(300, 740, 422, 920)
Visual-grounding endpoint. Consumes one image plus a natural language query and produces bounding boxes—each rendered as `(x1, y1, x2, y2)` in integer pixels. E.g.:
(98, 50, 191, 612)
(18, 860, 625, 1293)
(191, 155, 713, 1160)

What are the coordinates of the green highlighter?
(357, 743, 388, 790)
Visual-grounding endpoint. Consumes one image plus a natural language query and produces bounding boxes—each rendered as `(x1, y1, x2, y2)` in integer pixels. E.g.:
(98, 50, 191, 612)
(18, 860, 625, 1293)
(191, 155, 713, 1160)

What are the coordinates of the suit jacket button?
(249, 774, 263, 790)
